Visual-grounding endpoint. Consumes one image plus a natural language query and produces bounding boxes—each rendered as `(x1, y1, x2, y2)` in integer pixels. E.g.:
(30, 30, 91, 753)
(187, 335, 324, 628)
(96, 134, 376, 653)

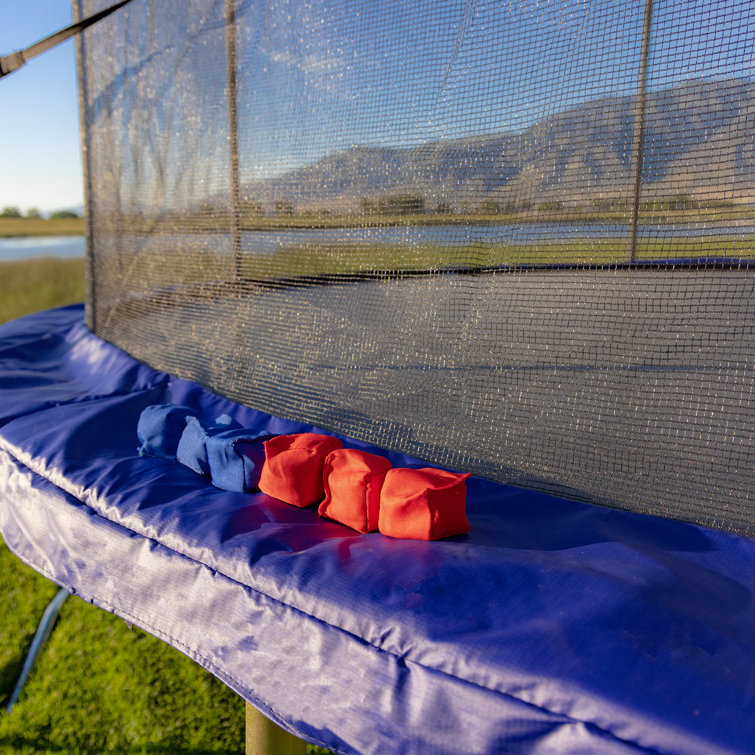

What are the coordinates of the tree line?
(0, 206, 80, 219)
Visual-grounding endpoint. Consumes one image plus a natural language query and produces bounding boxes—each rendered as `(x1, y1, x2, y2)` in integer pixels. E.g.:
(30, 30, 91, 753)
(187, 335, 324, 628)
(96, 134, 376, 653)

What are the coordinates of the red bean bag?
(259, 433, 343, 507)
(318, 449, 392, 532)
(379, 467, 472, 540)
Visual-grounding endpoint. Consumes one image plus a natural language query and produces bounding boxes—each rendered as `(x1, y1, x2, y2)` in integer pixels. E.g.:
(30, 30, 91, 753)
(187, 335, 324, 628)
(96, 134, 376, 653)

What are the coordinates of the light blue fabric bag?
(137, 404, 195, 458)
(206, 428, 275, 492)
(176, 414, 241, 476)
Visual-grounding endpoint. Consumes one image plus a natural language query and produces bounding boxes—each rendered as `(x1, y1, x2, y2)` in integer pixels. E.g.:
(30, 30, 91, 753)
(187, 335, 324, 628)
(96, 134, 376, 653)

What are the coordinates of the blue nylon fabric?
(205, 428, 275, 492)
(137, 403, 195, 458)
(0, 305, 754, 754)
(176, 414, 242, 477)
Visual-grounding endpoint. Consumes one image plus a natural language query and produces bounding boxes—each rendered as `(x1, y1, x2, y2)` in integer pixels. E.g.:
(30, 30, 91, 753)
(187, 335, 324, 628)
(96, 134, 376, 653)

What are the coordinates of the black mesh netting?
(76, 0, 754, 535)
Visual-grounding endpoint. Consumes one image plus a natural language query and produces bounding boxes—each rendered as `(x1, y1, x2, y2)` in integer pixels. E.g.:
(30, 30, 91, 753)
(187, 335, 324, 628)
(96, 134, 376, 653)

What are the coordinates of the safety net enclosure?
(77, 0, 754, 535)
(1, 2, 755, 753)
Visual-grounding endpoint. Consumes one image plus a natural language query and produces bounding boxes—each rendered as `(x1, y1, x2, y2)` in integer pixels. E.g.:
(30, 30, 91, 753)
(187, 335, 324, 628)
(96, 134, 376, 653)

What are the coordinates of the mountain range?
(240, 79, 755, 212)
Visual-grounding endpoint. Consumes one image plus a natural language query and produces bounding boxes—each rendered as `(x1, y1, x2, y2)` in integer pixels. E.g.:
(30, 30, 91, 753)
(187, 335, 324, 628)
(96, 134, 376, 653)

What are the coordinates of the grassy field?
(117, 203, 755, 233)
(2, 202, 754, 237)
(104, 235, 755, 300)
(0, 258, 86, 325)
(0, 258, 327, 754)
(0, 217, 84, 238)
(48, 202, 755, 237)
(237, 205, 755, 229)
(245, 235, 755, 278)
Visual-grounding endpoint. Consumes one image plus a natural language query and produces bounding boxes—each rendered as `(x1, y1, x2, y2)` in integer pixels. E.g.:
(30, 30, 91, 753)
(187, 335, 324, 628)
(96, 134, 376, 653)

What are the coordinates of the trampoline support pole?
(6, 588, 69, 713)
(245, 702, 307, 755)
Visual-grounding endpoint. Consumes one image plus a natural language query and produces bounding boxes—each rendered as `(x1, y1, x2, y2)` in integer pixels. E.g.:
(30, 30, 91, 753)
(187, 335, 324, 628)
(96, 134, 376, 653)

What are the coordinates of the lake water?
(2, 221, 752, 261)
(0, 236, 86, 261)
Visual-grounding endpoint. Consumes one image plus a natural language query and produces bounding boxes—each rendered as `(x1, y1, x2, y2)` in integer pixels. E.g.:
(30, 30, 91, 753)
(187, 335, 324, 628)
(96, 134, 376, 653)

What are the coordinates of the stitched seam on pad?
(1, 446, 667, 754)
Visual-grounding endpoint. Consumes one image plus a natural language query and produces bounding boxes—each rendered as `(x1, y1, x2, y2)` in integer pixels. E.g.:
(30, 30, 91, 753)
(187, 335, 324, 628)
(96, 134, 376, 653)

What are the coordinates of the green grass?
(0, 258, 86, 324)
(0, 590, 246, 754)
(247, 236, 755, 278)
(131, 204, 755, 233)
(0, 217, 84, 238)
(2, 204, 754, 238)
(0, 259, 328, 754)
(106, 236, 755, 300)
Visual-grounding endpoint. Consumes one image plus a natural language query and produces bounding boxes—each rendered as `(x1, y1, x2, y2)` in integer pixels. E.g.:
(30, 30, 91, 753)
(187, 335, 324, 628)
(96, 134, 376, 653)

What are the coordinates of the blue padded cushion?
(1, 306, 754, 755)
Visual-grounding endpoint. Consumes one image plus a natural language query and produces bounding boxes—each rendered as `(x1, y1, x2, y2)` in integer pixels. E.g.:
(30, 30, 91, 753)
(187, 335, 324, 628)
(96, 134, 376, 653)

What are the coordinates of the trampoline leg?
(245, 702, 306, 755)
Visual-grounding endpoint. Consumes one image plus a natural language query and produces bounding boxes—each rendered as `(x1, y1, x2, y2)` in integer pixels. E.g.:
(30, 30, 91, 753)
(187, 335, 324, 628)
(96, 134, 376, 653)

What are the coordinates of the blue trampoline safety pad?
(0, 305, 754, 755)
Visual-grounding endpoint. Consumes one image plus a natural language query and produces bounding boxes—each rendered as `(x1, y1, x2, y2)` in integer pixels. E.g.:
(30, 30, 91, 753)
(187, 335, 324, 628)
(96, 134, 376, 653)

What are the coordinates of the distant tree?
(50, 209, 80, 219)
(538, 201, 563, 212)
(435, 201, 453, 215)
(664, 194, 695, 211)
(702, 198, 735, 209)
(360, 198, 377, 215)
(640, 195, 698, 212)
(377, 194, 425, 215)
(273, 200, 295, 216)
(25, 207, 41, 219)
(242, 199, 263, 215)
(480, 200, 499, 215)
(0, 206, 22, 218)
(591, 197, 628, 211)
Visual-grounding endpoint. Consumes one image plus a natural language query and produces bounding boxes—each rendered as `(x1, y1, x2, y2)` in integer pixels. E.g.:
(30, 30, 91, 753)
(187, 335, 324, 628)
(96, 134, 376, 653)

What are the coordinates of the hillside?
(241, 79, 755, 212)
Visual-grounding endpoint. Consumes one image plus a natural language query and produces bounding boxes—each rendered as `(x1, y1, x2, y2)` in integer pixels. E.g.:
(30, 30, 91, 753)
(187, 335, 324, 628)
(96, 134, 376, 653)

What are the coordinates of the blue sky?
(0, 0, 82, 214)
(0, 0, 752, 213)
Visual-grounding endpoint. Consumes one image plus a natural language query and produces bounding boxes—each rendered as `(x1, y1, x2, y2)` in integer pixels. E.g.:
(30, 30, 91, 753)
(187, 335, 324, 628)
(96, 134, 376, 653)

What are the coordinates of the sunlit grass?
(0, 217, 84, 237)
(101, 235, 755, 301)
(0, 258, 85, 324)
(0, 583, 247, 754)
(236, 236, 755, 281)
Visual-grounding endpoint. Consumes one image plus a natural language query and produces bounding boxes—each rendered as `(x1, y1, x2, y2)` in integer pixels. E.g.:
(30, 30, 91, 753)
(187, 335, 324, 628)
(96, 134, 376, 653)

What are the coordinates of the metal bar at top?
(225, 0, 241, 279)
(0, 0, 134, 78)
(627, 0, 654, 263)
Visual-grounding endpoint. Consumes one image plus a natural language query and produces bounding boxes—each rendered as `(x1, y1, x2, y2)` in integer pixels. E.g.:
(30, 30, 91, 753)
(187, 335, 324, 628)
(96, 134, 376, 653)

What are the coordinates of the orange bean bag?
(259, 433, 343, 507)
(379, 467, 472, 540)
(319, 448, 392, 532)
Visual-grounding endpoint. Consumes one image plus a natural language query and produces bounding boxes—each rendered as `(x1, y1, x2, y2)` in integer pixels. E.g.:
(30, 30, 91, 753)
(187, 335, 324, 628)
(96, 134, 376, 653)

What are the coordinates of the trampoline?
(1, 1, 754, 752)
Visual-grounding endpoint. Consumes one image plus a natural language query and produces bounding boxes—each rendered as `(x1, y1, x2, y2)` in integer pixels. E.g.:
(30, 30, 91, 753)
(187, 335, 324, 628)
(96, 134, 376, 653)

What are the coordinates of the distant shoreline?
(4, 206, 755, 238)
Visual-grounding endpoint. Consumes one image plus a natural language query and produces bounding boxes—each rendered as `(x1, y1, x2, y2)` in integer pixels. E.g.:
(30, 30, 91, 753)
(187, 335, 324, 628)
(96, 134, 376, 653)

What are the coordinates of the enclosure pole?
(245, 702, 306, 755)
(225, 0, 242, 279)
(627, 0, 653, 263)
(73, 0, 97, 331)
